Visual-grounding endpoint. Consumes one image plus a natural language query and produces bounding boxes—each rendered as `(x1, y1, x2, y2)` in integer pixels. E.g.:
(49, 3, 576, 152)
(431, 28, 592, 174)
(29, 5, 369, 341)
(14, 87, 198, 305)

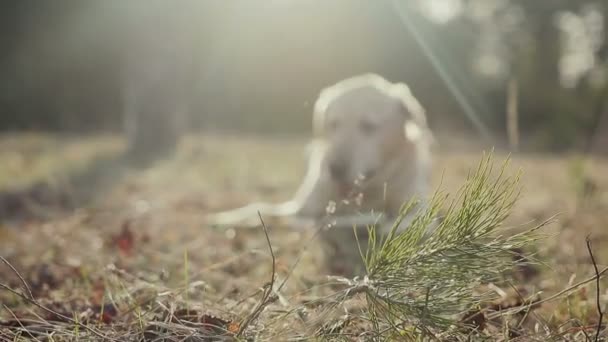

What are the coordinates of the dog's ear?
(388, 82, 436, 146)
(388, 83, 427, 124)
(312, 86, 335, 138)
(312, 84, 344, 138)
(404, 119, 423, 143)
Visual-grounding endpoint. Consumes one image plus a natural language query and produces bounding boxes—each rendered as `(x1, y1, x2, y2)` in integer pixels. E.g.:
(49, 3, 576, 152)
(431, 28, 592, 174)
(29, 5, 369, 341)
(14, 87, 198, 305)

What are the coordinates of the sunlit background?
(1, 0, 606, 150)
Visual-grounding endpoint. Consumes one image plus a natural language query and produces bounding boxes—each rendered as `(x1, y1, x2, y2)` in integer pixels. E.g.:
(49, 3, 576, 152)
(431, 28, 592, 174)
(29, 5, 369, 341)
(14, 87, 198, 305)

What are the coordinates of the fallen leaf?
(112, 220, 135, 256)
(93, 303, 118, 324)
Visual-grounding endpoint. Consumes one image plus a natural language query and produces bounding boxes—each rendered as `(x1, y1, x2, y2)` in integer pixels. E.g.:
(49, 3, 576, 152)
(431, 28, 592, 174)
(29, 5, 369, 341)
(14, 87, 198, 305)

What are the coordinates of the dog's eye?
(360, 120, 377, 134)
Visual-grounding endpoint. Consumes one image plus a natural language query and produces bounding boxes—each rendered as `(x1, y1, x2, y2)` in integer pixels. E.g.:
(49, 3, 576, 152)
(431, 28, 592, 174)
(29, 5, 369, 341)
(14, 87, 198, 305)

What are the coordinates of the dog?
(206, 73, 434, 236)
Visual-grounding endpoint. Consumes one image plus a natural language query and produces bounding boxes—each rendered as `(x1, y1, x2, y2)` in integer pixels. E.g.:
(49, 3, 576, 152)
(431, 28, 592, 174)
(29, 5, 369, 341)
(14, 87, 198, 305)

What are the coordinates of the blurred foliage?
(0, 0, 606, 151)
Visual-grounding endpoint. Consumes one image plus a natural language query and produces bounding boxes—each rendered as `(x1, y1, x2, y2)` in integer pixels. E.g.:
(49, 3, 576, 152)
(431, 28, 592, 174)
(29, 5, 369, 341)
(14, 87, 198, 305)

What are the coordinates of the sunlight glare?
(420, 0, 463, 24)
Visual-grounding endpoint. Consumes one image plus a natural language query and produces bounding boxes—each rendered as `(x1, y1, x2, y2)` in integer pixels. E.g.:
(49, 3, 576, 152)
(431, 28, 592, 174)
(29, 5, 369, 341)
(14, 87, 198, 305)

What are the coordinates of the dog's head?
(312, 74, 430, 190)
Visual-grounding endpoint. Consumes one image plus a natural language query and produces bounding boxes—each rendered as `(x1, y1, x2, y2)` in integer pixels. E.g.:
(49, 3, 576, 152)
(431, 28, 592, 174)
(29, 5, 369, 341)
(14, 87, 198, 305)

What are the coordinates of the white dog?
(207, 74, 433, 234)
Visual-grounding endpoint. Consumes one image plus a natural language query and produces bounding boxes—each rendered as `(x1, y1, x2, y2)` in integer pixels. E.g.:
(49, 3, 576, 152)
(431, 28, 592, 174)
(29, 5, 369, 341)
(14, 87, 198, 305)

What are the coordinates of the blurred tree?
(0, 0, 605, 153)
(119, 1, 201, 163)
(457, 0, 607, 150)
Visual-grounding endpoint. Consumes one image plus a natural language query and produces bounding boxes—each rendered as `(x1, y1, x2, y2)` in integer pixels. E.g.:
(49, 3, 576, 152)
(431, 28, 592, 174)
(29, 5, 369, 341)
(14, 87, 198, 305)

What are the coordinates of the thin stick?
(1, 256, 34, 300)
(236, 212, 277, 337)
(0, 259, 114, 341)
(506, 77, 519, 152)
(184, 248, 189, 315)
(586, 236, 604, 342)
(3, 304, 43, 342)
(0, 283, 114, 340)
(488, 266, 608, 320)
(259, 212, 276, 286)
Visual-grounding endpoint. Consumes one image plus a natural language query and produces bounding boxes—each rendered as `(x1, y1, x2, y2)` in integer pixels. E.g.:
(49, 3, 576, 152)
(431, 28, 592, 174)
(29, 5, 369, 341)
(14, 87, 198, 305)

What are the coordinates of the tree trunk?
(120, 6, 197, 165)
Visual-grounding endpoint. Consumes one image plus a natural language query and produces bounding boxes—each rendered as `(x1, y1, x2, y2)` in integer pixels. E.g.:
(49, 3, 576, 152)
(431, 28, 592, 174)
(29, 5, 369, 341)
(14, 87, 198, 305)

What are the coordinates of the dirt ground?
(0, 133, 607, 340)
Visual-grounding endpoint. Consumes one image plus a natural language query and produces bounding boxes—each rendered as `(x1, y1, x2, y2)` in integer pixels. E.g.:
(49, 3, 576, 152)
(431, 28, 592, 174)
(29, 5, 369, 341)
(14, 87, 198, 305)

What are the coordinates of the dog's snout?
(329, 160, 348, 181)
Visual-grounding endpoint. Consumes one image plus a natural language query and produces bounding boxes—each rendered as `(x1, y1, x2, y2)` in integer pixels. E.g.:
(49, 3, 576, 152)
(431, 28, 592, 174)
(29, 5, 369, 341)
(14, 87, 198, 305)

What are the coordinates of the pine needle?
(356, 152, 547, 334)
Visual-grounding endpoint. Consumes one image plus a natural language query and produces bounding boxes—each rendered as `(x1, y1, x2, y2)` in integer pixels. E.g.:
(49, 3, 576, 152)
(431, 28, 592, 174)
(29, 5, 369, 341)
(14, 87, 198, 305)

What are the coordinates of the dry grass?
(0, 133, 122, 190)
(0, 133, 607, 340)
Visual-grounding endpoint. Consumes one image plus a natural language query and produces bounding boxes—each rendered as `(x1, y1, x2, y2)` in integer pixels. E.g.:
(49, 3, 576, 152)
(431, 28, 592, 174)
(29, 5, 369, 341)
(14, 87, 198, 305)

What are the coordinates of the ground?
(0, 133, 607, 340)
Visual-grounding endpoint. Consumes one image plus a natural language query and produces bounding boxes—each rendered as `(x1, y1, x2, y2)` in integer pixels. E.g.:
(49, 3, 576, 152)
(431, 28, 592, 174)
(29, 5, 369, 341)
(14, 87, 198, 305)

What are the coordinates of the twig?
(0, 256, 34, 300)
(3, 304, 43, 342)
(0, 283, 115, 340)
(260, 212, 276, 286)
(506, 76, 519, 152)
(505, 281, 544, 330)
(236, 212, 277, 337)
(586, 236, 604, 342)
(0, 259, 114, 341)
(488, 266, 608, 320)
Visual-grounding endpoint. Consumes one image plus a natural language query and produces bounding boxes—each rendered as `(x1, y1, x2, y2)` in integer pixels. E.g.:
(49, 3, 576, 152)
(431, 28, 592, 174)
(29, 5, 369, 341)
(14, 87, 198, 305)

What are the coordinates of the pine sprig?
(358, 153, 546, 333)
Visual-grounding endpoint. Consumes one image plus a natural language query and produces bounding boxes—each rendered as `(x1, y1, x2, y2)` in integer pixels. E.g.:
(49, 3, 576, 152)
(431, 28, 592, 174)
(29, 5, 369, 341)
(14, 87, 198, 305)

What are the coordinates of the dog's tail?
(205, 200, 300, 227)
